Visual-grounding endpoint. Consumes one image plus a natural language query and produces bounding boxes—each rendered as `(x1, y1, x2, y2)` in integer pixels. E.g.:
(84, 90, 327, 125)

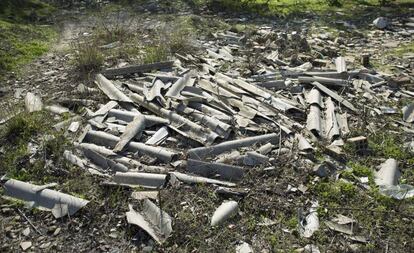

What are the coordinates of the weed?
(286, 216, 298, 229)
(369, 133, 410, 160)
(314, 180, 357, 204)
(72, 41, 104, 76)
(2, 112, 46, 143)
(348, 162, 374, 178)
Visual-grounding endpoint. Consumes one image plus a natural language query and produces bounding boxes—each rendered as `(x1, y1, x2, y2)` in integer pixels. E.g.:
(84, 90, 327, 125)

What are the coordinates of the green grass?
(390, 41, 414, 57)
(0, 111, 63, 182)
(369, 133, 411, 160)
(0, 19, 57, 78)
(0, 0, 55, 22)
(206, 0, 414, 17)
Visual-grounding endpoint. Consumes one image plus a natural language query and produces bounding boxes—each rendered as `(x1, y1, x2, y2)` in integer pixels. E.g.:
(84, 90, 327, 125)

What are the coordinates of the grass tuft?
(72, 41, 104, 76)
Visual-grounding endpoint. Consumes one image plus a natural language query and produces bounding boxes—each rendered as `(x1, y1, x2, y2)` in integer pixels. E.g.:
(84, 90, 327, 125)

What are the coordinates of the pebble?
(20, 241, 32, 251)
(22, 227, 30, 237)
(53, 227, 61, 236)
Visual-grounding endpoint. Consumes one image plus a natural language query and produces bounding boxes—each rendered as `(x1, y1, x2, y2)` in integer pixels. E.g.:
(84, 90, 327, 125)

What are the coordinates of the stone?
(40, 242, 51, 249)
(22, 227, 30, 237)
(53, 227, 61, 236)
(373, 17, 388, 29)
(20, 241, 32, 251)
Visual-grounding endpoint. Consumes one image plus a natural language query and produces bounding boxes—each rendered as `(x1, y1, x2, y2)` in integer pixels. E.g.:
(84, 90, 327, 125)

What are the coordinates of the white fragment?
(24, 92, 43, 112)
(375, 159, 400, 186)
(211, 200, 238, 226)
(126, 200, 172, 244)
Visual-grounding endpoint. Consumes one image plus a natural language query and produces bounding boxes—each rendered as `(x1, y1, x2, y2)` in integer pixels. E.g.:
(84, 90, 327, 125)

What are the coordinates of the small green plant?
(2, 112, 45, 143)
(286, 216, 298, 229)
(314, 180, 357, 204)
(348, 162, 374, 178)
(369, 133, 409, 160)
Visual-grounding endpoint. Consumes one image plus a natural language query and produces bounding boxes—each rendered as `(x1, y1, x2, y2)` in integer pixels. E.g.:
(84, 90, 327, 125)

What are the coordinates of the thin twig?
(17, 208, 42, 235)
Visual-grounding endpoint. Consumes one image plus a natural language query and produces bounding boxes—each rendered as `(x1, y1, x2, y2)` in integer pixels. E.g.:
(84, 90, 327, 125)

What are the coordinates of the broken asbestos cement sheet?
(187, 159, 244, 181)
(402, 104, 414, 123)
(188, 133, 279, 159)
(299, 201, 319, 238)
(236, 241, 254, 253)
(126, 199, 172, 244)
(374, 159, 414, 200)
(3, 179, 89, 218)
(169, 172, 236, 187)
(113, 172, 166, 189)
(24, 92, 43, 112)
(375, 159, 400, 186)
(211, 200, 238, 226)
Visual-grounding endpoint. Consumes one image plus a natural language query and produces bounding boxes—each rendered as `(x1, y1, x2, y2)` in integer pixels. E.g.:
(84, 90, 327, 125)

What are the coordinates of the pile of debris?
(3, 22, 413, 249)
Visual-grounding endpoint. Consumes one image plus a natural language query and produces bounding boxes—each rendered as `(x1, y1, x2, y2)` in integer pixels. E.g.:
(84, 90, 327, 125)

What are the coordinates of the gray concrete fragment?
(187, 159, 244, 181)
(84, 130, 178, 162)
(375, 159, 400, 186)
(169, 172, 236, 187)
(113, 114, 146, 152)
(3, 179, 89, 218)
(402, 104, 414, 123)
(126, 199, 172, 244)
(188, 133, 279, 159)
(96, 74, 133, 102)
(113, 172, 166, 188)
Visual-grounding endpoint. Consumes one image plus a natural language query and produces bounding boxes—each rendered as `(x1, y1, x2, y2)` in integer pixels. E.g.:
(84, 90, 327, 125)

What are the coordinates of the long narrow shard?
(96, 74, 133, 102)
(126, 200, 172, 244)
(113, 114, 146, 152)
(91, 101, 118, 123)
(3, 179, 89, 218)
(325, 97, 340, 140)
(113, 172, 166, 188)
(83, 130, 178, 162)
(82, 147, 128, 172)
(188, 133, 279, 159)
(103, 61, 174, 78)
(300, 76, 348, 87)
(107, 109, 168, 125)
(335, 57, 347, 73)
(174, 102, 232, 138)
(169, 172, 236, 187)
(76, 143, 168, 173)
(243, 151, 269, 166)
(165, 74, 192, 98)
(311, 82, 357, 112)
(187, 159, 243, 181)
(130, 93, 218, 145)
